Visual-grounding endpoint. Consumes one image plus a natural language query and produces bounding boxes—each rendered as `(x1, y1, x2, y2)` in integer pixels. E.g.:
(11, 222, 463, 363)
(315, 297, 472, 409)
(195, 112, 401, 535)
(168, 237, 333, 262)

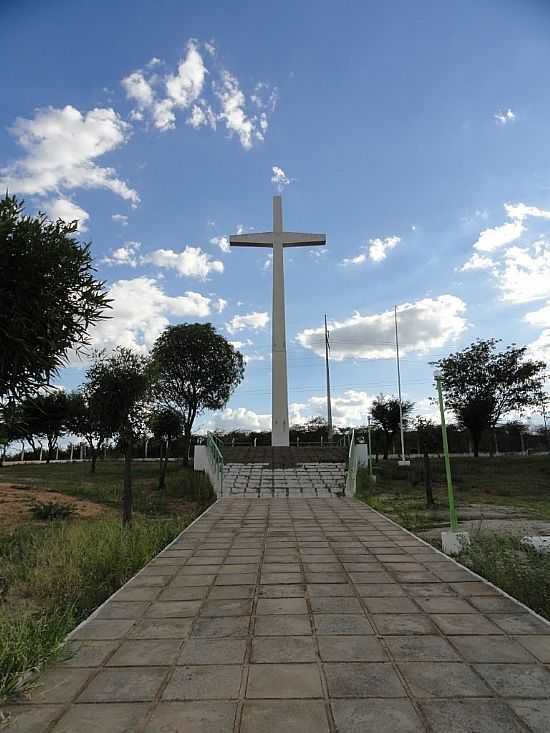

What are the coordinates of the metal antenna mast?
(324, 314, 333, 444)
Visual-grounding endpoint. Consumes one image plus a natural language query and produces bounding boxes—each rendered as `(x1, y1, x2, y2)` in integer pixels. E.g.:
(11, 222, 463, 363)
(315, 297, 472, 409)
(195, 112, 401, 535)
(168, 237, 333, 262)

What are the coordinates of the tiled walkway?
(3, 497, 550, 732)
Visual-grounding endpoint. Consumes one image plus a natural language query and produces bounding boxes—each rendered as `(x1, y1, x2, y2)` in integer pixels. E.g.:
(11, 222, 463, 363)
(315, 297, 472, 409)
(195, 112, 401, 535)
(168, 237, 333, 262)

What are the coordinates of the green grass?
(458, 532, 550, 621)
(0, 459, 214, 513)
(0, 515, 191, 703)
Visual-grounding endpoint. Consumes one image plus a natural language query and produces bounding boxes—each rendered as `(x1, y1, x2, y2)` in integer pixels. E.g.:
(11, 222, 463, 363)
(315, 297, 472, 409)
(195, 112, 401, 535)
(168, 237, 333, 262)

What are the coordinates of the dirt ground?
(0, 483, 108, 530)
(420, 503, 550, 541)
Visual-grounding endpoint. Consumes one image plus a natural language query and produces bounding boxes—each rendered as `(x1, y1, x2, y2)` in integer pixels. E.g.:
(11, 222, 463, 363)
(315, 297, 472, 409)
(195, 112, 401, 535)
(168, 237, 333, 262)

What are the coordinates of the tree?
(151, 324, 245, 463)
(432, 339, 546, 457)
(66, 390, 113, 473)
(0, 195, 109, 403)
(370, 394, 415, 459)
(86, 348, 151, 523)
(147, 408, 183, 490)
(17, 390, 69, 462)
(415, 417, 438, 507)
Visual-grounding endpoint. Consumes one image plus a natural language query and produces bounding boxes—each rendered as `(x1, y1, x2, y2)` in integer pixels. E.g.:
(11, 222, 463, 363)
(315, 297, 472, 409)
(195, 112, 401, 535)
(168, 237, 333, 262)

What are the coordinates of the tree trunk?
(424, 451, 434, 508)
(471, 430, 481, 458)
(90, 446, 97, 474)
(182, 430, 192, 466)
(159, 440, 169, 491)
(122, 440, 133, 525)
(383, 432, 389, 460)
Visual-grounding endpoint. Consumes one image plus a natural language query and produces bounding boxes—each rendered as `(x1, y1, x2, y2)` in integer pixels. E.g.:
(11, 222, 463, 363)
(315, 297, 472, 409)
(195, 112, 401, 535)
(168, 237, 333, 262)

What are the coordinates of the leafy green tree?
(66, 390, 113, 473)
(17, 390, 69, 462)
(86, 348, 151, 523)
(370, 394, 415, 459)
(147, 408, 183, 490)
(432, 339, 546, 457)
(151, 323, 245, 463)
(0, 195, 109, 403)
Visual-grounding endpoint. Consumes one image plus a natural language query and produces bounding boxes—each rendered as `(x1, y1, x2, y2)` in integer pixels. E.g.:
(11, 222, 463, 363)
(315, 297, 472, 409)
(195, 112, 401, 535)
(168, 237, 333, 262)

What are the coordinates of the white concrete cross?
(230, 196, 326, 446)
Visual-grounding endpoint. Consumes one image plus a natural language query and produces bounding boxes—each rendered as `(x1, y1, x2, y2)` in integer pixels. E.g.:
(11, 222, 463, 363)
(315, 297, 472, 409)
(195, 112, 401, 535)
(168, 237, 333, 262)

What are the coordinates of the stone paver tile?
(355, 583, 405, 597)
(398, 662, 491, 698)
(515, 635, 550, 662)
(467, 595, 521, 613)
(51, 703, 149, 733)
(200, 599, 252, 617)
(262, 563, 302, 573)
(256, 598, 308, 615)
(414, 597, 476, 614)
(146, 601, 203, 618)
(331, 699, 424, 733)
(258, 584, 306, 598)
(1, 705, 64, 732)
(431, 613, 503, 635)
(392, 571, 439, 583)
(475, 663, 550, 698)
(163, 665, 241, 700)
(125, 574, 170, 588)
(349, 572, 393, 583)
(314, 614, 373, 635)
(78, 667, 167, 702)
(240, 700, 330, 733)
(317, 635, 387, 661)
(261, 573, 304, 584)
(510, 699, 550, 733)
(420, 699, 527, 733)
(71, 618, 135, 640)
(129, 618, 193, 639)
(26, 668, 92, 704)
(373, 614, 437, 635)
(384, 635, 460, 661)
(95, 601, 148, 620)
(246, 663, 323, 698)
(363, 597, 419, 614)
(140, 566, 179, 576)
(208, 585, 254, 599)
(450, 581, 499, 597)
(306, 572, 349, 584)
(251, 633, 317, 662)
(111, 586, 161, 602)
(306, 583, 355, 597)
(192, 616, 250, 638)
(158, 586, 209, 601)
(178, 638, 247, 665)
(325, 662, 406, 697)
(218, 563, 258, 574)
(451, 635, 536, 663)
(305, 563, 344, 573)
(171, 574, 216, 587)
(310, 597, 363, 614)
(215, 573, 257, 586)
(489, 612, 550, 635)
(59, 640, 118, 668)
(143, 701, 237, 733)
(402, 582, 454, 597)
(254, 614, 312, 636)
(106, 639, 181, 666)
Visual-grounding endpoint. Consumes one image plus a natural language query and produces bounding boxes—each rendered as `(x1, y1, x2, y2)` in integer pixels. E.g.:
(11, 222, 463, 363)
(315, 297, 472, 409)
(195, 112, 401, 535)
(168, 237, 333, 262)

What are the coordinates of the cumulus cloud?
(142, 246, 223, 279)
(497, 242, 550, 303)
(473, 220, 524, 253)
(88, 277, 213, 354)
(494, 108, 515, 125)
(459, 253, 494, 272)
(210, 235, 230, 253)
(308, 390, 376, 427)
(112, 213, 128, 226)
(206, 407, 272, 432)
(0, 105, 139, 205)
(215, 70, 265, 149)
(524, 302, 550, 363)
(102, 241, 141, 267)
(271, 166, 290, 191)
(341, 236, 400, 266)
(43, 197, 90, 232)
(226, 312, 269, 334)
(296, 295, 467, 361)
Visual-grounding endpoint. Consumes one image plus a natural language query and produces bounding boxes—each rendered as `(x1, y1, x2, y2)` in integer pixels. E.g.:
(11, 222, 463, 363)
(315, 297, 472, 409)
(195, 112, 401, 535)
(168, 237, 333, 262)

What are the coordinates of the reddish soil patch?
(0, 483, 108, 530)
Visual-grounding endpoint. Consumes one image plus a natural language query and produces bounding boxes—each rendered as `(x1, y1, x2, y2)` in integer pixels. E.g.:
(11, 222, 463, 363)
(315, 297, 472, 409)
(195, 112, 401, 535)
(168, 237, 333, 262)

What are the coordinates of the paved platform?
(3, 497, 550, 732)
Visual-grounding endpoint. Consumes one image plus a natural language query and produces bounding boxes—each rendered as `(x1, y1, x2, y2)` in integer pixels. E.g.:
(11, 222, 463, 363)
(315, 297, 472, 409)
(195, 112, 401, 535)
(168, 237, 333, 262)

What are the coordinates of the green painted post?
(435, 372, 459, 531)
(367, 417, 374, 480)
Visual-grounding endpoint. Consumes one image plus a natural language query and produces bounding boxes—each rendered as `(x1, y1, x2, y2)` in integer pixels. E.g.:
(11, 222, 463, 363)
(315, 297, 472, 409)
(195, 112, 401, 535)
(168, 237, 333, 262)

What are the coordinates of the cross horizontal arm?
(282, 232, 326, 248)
(230, 232, 274, 248)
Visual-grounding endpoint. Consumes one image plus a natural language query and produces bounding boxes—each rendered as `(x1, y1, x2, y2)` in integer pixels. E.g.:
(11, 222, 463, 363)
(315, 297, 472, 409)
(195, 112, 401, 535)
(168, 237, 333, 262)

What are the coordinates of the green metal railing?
(206, 432, 224, 496)
(345, 428, 358, 496)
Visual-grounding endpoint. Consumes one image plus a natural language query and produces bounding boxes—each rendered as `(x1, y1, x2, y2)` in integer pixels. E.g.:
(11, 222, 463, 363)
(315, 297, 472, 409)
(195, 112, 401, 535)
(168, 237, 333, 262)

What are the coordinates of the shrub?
(30, 500, 76, 521)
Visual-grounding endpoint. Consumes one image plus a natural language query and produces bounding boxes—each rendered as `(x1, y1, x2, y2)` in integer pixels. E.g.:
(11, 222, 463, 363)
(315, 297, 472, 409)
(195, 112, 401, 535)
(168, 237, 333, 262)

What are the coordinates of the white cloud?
(213, 298, 228, 313)
(271, 165, 290, 191)
(0, 105, 139, 205)
(504, 202, 550, 223)
(102, 241, 141, 267)
(497, 242, 550, 303)
(142, 246, 223, 279)
(524, 302, 550, 363)
(210, 235, 230, 253)
(308, 390, 375, 427)
(121, 71, 155, 109)
(473, 219, 524, 253)
(230, 339, 253, 350)
(296, 295, 467, 361)
(112, 213, 128, 226)
(368, 236, 401, 263)
(341, 236, 400, 266)
(226, 312, 269, 334)
(207, 407, 272, 432)
(494, 108, 515, 125)
(263, 252, 273, 271)
(459, 253, 494, 272)
(89, 277, 212, 353)
(214, 70, 263, 150)
(44, 197, 90, 232)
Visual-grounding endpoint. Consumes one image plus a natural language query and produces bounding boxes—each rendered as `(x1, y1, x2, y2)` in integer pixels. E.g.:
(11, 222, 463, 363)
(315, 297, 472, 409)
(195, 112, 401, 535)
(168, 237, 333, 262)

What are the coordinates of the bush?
(30, 500, 76, 521)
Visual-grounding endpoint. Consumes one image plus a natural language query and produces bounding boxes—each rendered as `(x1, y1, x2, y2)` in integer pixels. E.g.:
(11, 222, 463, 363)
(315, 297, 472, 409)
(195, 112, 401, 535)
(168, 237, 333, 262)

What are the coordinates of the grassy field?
(0, 460, 214, 703)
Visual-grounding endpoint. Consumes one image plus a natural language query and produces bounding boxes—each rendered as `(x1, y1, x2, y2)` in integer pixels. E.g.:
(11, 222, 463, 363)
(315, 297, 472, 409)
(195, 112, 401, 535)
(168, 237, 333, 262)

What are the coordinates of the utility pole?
(324, 314, 333, 444)
(394, 306, 409, 465)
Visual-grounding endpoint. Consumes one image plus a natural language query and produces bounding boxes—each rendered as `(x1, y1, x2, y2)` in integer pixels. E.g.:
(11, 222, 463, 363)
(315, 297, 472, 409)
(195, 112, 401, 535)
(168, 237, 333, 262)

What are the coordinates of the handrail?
(206, 432, 224, 495)
(345, 428, 358, 496)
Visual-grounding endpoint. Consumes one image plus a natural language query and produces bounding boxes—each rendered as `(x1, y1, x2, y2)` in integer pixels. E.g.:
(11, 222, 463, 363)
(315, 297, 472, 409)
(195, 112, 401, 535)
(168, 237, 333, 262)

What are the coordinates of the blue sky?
(2, 0, 550, 431)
